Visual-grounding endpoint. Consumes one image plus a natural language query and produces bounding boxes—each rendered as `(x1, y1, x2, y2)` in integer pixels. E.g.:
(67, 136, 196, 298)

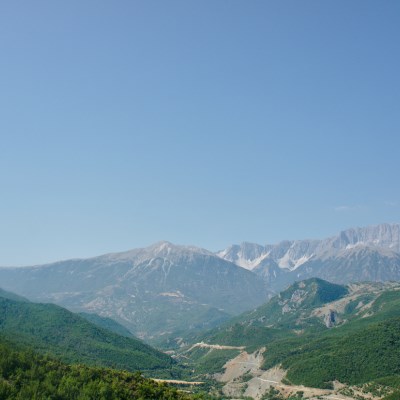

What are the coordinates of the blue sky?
(1, 1, 399, 265)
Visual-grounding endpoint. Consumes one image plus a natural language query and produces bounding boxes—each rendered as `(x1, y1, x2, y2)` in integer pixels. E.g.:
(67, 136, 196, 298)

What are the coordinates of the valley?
(1, 223, 400, 399)
(2, 0, 399, 397)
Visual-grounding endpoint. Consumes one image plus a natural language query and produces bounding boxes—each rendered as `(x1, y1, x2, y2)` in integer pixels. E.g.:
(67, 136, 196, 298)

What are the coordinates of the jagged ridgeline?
(0, 291, 179, 376)
(218, 223, 400, 291)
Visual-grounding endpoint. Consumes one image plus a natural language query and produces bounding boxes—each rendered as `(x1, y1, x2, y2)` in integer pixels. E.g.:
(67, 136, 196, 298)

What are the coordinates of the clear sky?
(1, 1, 399, 265)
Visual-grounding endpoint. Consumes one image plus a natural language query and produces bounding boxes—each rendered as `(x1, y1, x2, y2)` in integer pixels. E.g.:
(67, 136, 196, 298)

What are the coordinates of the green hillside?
(0, 295, 178, 376)
(0, 287, 29, 302)
(0, 337, 207, 400)
(238, 277, 348, 329)
(180, 279, 400, 398)
(263, 317, 400, 389)
(258, 287, 400, 390)
(189, 278, 349, 351)
(79, 312, 134, 338)
(190, 280, 400, 351)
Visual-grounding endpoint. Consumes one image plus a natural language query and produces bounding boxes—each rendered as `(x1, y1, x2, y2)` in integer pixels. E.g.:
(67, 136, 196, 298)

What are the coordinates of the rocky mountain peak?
(330, 223, 400, 252)
(217, 223, 400, 274)
(102, 241, 214, 265)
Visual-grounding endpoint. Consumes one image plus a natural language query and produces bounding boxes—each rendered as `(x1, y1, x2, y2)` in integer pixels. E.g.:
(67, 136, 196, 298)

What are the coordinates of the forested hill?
(0, 293, 176, 375)
(263, 316, 400, 389)
(0, 337, 208, 400)
(180, 279, 400, 399)
(79, 312, 135, 338)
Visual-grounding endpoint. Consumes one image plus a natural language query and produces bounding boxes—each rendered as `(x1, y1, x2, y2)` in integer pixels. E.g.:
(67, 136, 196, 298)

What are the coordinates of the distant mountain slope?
(1, 223, 399, 348)
(218, 223, 400, 291)
(294, 245, 400, 283)
(0, 241, 267, 343)
(0, 294, 177, 375)
(219, 223, 400, 269)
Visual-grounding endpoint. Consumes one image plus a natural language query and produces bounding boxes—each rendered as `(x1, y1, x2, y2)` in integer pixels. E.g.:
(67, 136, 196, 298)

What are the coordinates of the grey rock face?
(0, 241, 268, 343)
(217, 242, 266, 270)
(324, 310, 338, 328)
(218, 223, 400, 292)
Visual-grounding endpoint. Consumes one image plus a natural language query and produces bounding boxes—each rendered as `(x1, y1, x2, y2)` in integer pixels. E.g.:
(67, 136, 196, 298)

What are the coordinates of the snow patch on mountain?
(217, 223, 400, 273)
(232, 253, 270, 270)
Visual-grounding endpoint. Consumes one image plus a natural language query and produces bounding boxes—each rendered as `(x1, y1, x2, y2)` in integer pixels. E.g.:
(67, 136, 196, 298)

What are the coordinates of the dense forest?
(263, 317, 400, 389)
(0, 296, 178, 376)
(0, 337, 210, 400)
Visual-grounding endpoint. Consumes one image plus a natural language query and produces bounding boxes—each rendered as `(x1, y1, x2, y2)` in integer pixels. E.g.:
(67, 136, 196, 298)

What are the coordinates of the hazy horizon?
(1, 1, 399, 265)
(1, 221, 398, 268)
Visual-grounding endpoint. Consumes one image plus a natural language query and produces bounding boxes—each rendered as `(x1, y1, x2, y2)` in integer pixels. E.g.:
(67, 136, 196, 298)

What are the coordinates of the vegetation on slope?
(254, 286, 400, 389)
(262, 317, 400, 389)
(184, 347, 241, 375)
(0, 296, 178, 376)
(182, 279, 400, 398)
(188, 278, 348, 351)
(0, 288, 29, 303)
(0, 337, 208, 400)
(79, 312, 134, 338)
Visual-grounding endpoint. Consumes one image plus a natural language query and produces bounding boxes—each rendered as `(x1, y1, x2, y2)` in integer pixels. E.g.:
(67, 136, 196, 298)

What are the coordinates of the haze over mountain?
(218, 223, 400, 291)
(1, 223, 400, 346)
(0, 241, 267, 343)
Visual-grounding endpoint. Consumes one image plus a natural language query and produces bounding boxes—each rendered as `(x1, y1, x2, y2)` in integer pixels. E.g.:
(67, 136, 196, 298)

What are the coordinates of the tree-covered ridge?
(188, 280, 400, 352)
(0, 295, 177, 375)
(239, 277, 349, 329)
(79, 312, 135, 338)
(0, 337, 207, 400)
(186, 278, 350, 350)
(262, 317, 400, 390)
(276, 278, 349, 307)
(179, 279, 400, 399)
(0, 288, 29, 303)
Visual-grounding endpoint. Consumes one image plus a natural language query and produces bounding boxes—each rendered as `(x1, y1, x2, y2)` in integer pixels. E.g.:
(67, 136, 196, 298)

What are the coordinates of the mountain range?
(218, 222, 400, 291)
(0, 241, 267, 344)
(0, 223, 399, 345)
(219, 223, 400, 270)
